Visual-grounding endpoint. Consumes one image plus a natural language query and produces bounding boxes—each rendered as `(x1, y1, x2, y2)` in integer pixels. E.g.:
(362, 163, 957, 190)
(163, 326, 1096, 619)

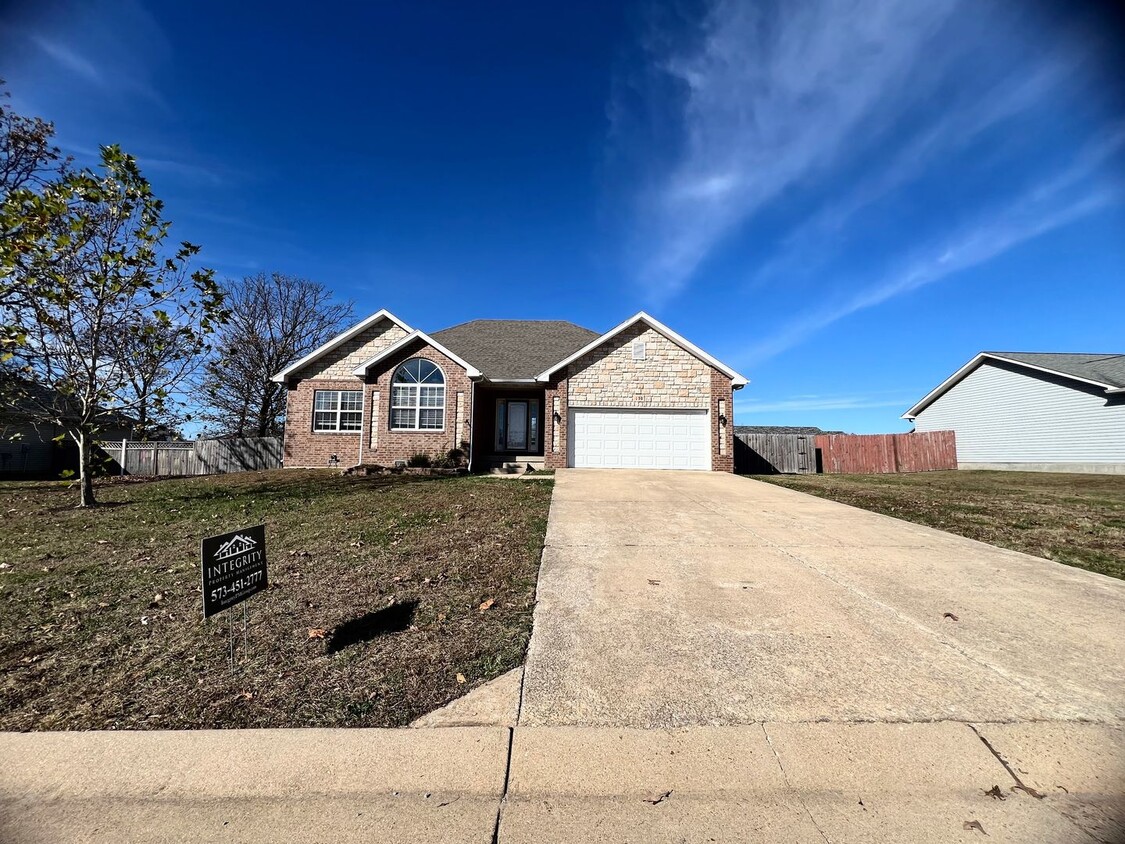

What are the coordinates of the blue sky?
(2, 0, 1123, 432)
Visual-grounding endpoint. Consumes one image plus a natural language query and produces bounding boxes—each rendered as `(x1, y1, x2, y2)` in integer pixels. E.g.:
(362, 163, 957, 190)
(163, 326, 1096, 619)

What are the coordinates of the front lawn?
(0, 471, 552, 730)
(755, 470, 1125, 580)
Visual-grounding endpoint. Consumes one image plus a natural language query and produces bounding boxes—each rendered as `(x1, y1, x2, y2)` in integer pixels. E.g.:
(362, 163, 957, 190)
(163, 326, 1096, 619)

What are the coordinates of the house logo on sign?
(215, 534, 258, 560)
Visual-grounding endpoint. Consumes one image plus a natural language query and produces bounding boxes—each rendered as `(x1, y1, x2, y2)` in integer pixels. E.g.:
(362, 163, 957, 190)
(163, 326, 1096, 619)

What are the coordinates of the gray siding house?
(903, 352, 1125, 474)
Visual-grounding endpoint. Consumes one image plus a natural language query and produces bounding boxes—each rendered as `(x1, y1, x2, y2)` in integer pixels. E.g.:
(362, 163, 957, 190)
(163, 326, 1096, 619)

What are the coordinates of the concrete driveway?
(512, 469, 1125, 842)
(521, 469, 1125, 727)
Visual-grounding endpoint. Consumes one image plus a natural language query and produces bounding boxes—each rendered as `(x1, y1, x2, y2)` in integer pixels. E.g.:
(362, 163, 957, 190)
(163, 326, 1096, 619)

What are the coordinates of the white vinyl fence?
(100, 437, 282, 477)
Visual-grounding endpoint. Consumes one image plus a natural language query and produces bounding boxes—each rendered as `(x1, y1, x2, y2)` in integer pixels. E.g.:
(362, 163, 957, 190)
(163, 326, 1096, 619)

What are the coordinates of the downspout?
(357, 375, 365, 467)
(467, 379, 476, 473)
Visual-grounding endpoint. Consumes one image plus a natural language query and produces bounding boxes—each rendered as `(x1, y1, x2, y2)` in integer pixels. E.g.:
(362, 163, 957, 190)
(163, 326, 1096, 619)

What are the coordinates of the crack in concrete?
(761, 723, 833, 844)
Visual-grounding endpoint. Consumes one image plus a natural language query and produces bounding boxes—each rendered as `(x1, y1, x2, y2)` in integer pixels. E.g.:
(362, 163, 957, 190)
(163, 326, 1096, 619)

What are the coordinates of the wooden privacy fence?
(100, 437, 282, 477)
(814, 431, 957, 474)
(734, 433, 816, 474)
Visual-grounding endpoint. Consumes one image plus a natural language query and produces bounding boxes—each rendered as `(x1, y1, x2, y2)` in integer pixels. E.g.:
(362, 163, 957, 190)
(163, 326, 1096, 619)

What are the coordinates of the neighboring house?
(271, 310, 748, 472)
(903, 352, 1125, 474)
(0, 379, 148, 476)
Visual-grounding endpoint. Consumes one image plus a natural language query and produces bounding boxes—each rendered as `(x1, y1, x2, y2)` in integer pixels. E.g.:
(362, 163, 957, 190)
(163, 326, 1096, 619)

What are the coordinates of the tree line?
(0, 83, 354, 505)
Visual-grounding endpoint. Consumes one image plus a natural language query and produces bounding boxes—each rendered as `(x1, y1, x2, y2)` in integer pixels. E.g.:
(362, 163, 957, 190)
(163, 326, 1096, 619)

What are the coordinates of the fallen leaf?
(238, 691, 253, 701)
(648, 579, 661, 586)
(153, 593, 164, 603)
(140, 616, 150, 625)
(307, 628, 327, 639)
(456, 673, 466, 684)
(644, 790, 672, 805)
(478, 598, 495, 613)
(943, 612, 959, 621)
(984, 785, 1005, 800)
(962, 819, 987, 835)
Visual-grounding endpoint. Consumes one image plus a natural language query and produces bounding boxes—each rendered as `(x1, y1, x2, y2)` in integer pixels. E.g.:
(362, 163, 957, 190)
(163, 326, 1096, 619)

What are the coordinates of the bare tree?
(198, 274, 353, 438)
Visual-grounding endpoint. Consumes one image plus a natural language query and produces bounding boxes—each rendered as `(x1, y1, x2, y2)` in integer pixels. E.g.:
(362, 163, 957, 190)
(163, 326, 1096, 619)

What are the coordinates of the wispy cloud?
(749, 56, 1080, 287)
(738, 127, 1125, 366)
(622, 0, 961, 301)
(29, 35, 104, 84)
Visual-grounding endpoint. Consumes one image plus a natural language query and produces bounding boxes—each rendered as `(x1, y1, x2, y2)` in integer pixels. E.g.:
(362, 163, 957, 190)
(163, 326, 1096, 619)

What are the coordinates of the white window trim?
(312, 389, 363, 433)
(390, 359, 447, 432)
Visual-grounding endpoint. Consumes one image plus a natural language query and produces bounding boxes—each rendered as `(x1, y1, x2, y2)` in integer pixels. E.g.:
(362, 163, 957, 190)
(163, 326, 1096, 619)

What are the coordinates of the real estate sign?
(201, 525, 268, 618)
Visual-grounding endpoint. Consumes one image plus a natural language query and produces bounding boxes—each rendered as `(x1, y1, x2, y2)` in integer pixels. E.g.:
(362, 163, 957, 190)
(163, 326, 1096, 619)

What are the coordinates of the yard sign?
(201, 525, 268, 618)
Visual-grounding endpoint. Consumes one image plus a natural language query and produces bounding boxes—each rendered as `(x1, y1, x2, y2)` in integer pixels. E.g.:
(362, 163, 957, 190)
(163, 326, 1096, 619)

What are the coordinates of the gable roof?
(430, 319, 599, 380)
(351, 330, 483, 378)
(534, 311, 749, 387)
(903, 351, 1125, 419)
(270, 309, 412, 384)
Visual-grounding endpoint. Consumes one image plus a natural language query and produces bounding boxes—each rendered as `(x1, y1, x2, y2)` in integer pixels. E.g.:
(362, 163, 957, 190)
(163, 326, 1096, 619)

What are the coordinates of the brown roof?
(430, 319, 599, 380)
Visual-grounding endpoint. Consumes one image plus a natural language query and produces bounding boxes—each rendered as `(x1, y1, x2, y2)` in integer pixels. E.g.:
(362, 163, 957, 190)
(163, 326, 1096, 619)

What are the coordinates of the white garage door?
(568, 409, 710, 470)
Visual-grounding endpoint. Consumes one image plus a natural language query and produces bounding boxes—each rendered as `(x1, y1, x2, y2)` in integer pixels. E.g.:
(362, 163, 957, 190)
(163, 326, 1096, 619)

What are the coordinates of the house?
(271, 310, 748, 472)
(903, 352, 1125, 474)
(0, 377, 152, 476)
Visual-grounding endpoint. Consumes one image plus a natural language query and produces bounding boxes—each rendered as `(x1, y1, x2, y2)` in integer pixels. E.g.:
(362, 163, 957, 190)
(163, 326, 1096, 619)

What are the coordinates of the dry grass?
(755, 470, 1125, 580)
(0, 470, 553, 730)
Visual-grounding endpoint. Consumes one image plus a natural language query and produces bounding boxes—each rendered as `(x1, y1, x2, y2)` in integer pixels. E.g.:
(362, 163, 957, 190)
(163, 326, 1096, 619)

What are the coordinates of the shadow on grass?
(327, 600, 418, 654)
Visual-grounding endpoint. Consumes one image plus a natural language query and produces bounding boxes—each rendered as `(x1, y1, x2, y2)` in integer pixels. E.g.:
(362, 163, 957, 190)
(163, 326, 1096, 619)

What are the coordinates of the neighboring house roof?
(734, 426, 844, 435)
(430, 320, 599, 380)
(271, 309, 414, 384)
(903, 351, 1125, 419)
(535, 312, 749, 387)
(351, 329, 483, 379)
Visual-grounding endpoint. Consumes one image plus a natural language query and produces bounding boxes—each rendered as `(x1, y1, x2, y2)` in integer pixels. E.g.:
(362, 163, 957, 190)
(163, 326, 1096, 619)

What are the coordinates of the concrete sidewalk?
(3, 721, 1121, 842)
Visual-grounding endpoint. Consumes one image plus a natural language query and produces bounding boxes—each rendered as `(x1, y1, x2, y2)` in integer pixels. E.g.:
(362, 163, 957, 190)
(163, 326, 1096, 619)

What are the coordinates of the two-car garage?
(567, 409, 711, 471)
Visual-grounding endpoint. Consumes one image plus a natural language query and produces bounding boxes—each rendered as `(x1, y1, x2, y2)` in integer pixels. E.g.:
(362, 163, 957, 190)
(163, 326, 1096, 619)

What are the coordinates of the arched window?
(391, 358, 445, 430)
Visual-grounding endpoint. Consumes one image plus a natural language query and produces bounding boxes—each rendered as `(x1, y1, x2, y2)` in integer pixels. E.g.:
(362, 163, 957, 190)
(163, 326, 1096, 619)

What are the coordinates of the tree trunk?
(76, 429, 97, 507)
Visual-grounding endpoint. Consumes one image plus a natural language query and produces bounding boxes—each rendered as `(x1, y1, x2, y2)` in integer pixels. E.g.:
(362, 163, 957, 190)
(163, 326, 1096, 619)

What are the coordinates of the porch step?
(482, 456, 545, 475)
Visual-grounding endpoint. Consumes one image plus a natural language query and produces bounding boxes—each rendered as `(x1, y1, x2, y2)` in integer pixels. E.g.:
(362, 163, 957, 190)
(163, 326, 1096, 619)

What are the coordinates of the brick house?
(272, 310, 747, 472)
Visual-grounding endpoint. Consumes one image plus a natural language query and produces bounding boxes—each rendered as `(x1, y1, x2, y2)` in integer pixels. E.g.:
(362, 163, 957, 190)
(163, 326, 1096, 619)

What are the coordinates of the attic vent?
(632, 340, 646, 361)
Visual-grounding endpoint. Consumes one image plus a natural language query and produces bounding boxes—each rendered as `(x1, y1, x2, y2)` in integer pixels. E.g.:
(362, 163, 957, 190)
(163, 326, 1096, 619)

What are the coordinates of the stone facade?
(567, 325, 710, 410)
(290, 321, 409, 380)
(543, 327, 737, 472)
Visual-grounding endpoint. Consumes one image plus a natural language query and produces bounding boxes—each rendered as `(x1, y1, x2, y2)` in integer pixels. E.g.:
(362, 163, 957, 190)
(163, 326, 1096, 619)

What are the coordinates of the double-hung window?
(391, 358, 445, 430)
(313, 390, 362, 431)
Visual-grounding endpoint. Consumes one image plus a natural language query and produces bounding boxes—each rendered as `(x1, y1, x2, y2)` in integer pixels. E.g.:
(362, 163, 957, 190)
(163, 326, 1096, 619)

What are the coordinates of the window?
(313, 390, 362, 432)
(391, 358, 445, 430)
(632, 339, 646, 360)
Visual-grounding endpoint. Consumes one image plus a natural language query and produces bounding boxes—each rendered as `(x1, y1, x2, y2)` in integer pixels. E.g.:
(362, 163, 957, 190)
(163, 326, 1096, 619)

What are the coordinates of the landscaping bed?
(755, 470, 1125, 580)
(0, 470, 552, 730)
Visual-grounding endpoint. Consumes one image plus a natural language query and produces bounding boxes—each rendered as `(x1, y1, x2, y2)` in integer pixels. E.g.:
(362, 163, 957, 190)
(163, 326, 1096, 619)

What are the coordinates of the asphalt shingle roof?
(988, 352, 1125, 389)
(430, 319, 600, 380)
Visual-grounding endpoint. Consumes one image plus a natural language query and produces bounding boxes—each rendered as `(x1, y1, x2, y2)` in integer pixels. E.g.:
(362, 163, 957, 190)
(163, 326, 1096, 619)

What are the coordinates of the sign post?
(201, 525, 268, 670)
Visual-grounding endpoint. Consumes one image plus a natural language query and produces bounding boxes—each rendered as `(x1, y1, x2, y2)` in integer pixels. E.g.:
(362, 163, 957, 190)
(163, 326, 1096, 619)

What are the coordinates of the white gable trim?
(351, 330, 483, 379)
(902, 353, 1119, 419)
(534, 311, 749, 387)
(271, 309, 413, 384)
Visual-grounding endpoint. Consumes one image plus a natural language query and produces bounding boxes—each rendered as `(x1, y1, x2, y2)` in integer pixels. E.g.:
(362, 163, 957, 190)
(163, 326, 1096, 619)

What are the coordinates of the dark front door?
(494, 397, 540, 453)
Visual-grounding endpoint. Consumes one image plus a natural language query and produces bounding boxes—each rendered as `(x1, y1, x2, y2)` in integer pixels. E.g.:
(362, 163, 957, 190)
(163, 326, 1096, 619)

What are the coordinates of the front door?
(507, 401, 529, 451)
